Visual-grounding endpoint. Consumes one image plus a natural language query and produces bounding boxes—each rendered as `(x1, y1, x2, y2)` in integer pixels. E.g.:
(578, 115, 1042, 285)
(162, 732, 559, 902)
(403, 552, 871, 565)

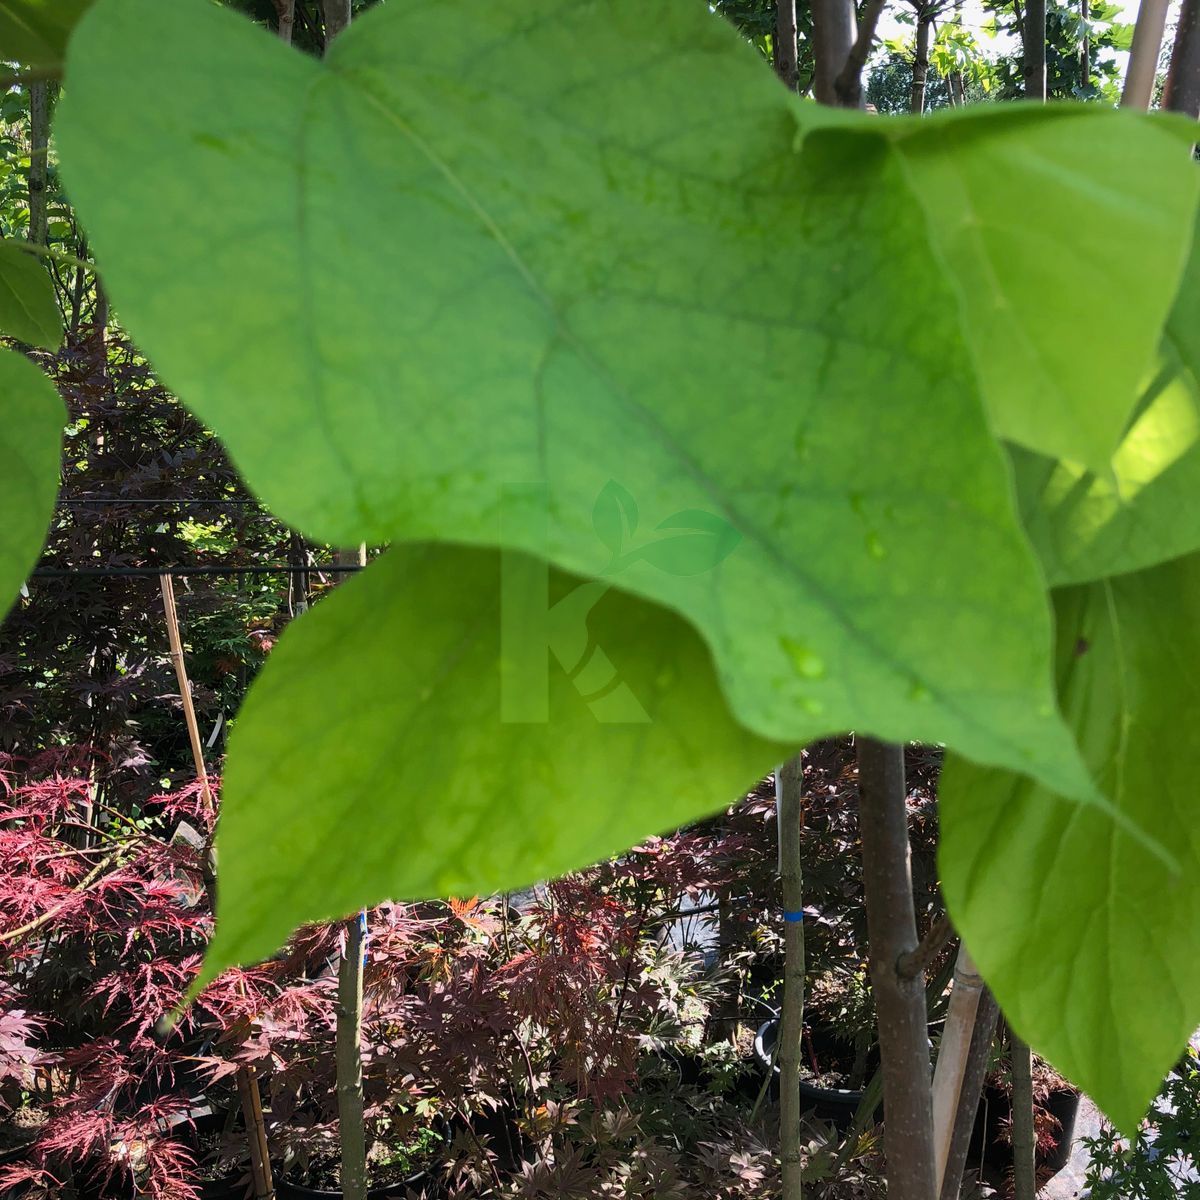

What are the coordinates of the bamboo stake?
(158, 575, 214, 819)
(160, 575, 273, 1199)
(931, 943, 984, 1193)
(236, 1065, 276, 1200)
(776, 755, 806, 1200)
(939, 988, 998, 1200)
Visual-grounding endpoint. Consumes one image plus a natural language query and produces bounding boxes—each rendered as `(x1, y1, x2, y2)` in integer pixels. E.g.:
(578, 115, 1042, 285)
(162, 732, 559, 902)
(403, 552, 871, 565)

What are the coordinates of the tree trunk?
(321, 0, 351, 48)
(931, 944, 984, 1194)
(776, 0, 800, 91)
(939, 989, 998, 1200)
(1079, 0, 1090, 93)
(337, 914, 368, 1200)
(1120, 0, 1169, 108)
(857, 738, 936, 1200)
(1009, 1031, 1037, 1200)
(274, 0, 296, 45)
(28, 82, 48, 248)
(811, 0, 858, 104)
(1023, 0, 1047, 100)
(910, 12, 932, 114)
(776, 755, 805, 1200)
(1164, 0, 1200, 117)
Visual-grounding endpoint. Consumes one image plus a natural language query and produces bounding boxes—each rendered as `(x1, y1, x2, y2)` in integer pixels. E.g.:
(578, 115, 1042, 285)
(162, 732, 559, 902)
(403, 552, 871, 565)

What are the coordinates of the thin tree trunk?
(1079, 0, 1090, 93)
(776, 755, 805, 1200)
(274, 0, 296, 44)
(776, 0, 800, 91)
(1121, 0, 1170, 108)
(911, 11, 932, 114)
(337, 914, 368, 1200)
(1009, 1031, 1037, 1200)
(811, 0, 858, 104)
(28, 82, 48, 247)
(939, 989, 998, 1200)
(289, 532, 310, 616)
(857, 738, 936, 1200)
(321, 0, 351, 47)
(1024, 0, 1047, 100)
(1164, 0, 1200, 117)
(931, 944, 984, 1193)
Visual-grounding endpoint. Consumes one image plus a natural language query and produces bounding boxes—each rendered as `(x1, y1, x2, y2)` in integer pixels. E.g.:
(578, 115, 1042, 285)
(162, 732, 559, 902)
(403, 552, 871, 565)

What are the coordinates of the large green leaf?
(0, 347, 62, 616)
(0, 239, 61, 349)
(200, 543, 787, 979)
(940, 554, 1200, 1132)
(58, 0, 1117, 800)
(1014, 211, 1200, 585)
(893, 106, 1198, 474)
(0, 0, 92, 71)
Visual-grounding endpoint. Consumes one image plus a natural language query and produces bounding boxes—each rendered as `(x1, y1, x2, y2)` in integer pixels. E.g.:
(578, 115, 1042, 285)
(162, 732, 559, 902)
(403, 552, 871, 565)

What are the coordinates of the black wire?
(30, 565, 362, 579)
(57, 498, 265, 506)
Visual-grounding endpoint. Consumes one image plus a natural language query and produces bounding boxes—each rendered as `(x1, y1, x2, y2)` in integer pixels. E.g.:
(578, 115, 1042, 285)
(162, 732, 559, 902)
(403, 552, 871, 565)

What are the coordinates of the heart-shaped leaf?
(199, 542, 787, 980)
(894, 106, 1198, 473)
(0, 348, 62, 616)
(0, 240, 61, 349)
(940, 554, 1200, 1133)
(58, 0, 1119, 799)
(0, 0, 93, 72)
(1014, 208, 1200, 585)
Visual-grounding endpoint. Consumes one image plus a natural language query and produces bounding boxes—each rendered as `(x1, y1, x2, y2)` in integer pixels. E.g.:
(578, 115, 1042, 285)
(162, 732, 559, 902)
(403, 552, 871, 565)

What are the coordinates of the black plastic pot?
(275, 1172, 431, 1200)
(754, 1018, 881, 1130)
(969, 1083, 1081, 1179)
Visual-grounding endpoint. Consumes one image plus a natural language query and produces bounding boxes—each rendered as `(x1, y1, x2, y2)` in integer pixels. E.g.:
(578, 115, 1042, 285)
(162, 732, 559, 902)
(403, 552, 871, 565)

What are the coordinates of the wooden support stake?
(931, 943, 984, 1193)
(159, 575, 214, 819)
(160, 575, 273, 1199)
(236, 1065, 275, 1200)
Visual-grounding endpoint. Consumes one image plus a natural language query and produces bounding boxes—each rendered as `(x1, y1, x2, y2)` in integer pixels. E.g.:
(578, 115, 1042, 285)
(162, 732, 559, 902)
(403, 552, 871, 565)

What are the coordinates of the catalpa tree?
(1, 0, 1198, 1165)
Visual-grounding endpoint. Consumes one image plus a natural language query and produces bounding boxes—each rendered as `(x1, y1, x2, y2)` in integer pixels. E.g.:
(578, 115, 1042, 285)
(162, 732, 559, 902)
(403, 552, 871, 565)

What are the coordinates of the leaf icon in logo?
(636, 510, 741, 577)
(592, 480, 639, 559)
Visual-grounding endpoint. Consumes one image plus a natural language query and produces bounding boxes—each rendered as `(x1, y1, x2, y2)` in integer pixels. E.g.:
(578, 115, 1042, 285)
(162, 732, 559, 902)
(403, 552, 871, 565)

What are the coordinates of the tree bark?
(938, 987, 998, 1200)
(857, 738, 936, 1200)
(1023, 0, 1047, 100)
(931, 944, 984, 1194)
(776, 755, 805, 1200)
(1009, 1031, 1037, 1200)
(274, 0, 296, 45)
(1121, 0, 1170, 108)
(1079, 0, 1090, 93)
(1164, 0, 1200, 118)
(776, 0, 800, 91)
(910, 10, 932, 114)
(28, 82, 48, 248)
(337, 914, 368, 1200)
(811, 0, 858, 104)
(321, 0, 351, 47)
